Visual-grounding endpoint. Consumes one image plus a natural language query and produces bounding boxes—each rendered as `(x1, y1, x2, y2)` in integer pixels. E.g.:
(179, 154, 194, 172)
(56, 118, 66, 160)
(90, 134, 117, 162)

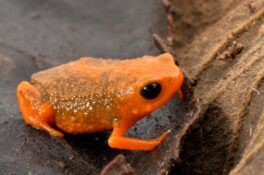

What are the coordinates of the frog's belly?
(54, 113, 113, 134)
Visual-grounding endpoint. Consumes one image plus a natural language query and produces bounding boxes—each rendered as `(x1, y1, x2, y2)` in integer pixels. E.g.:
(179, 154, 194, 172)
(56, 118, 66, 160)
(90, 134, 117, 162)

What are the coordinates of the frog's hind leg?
(17, 81, 63, 137)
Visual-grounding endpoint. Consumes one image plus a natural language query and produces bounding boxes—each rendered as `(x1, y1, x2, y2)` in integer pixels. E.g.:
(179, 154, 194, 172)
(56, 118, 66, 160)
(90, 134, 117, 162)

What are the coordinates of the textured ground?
(0, 0, 263, 175)
(168, 0, 264, 174)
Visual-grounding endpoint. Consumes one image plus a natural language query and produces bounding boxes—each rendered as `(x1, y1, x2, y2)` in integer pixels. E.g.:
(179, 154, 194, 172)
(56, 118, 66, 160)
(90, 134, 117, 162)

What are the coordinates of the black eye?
(140, 82, 161, 100)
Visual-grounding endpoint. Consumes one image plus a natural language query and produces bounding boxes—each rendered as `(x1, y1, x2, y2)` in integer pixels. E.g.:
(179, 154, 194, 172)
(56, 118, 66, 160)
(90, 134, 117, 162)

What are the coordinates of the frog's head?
(118, 53, 184, 121)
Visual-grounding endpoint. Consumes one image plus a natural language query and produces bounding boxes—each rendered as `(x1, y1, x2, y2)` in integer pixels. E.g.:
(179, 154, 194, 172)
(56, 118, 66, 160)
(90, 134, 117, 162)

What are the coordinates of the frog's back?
(31, 58, 119, 94)
(31, 58, 122, 134)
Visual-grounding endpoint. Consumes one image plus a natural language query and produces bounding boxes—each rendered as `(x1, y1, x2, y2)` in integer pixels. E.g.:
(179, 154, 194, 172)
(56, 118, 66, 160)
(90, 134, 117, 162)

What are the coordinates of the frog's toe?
(30, 116, 64, 137)
(156, 129, 170, 143)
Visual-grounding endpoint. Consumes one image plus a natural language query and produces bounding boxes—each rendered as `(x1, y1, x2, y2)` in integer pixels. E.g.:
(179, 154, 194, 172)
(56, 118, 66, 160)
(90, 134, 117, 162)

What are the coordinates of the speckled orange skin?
(17, 53, 184, 150)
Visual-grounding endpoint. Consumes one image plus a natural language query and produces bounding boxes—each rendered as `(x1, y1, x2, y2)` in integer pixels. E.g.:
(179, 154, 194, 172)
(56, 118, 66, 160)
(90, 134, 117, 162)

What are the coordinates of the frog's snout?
(170, 74, 184, 92)
(169, 76, 179, 87)
(168, 77, 175, 85)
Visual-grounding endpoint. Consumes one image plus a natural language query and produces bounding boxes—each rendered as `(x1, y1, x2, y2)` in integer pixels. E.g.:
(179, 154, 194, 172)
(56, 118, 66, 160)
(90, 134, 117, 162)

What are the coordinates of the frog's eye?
(140, 82, 161, 100)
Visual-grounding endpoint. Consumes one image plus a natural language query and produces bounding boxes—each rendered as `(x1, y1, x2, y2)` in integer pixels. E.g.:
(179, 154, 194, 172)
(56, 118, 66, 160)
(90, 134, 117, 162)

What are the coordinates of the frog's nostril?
(169, 78, 174, 84)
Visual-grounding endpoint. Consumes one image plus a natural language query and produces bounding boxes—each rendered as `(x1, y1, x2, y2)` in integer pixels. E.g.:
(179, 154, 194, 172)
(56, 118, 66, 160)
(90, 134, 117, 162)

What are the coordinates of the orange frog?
(17, 53, 184, 151)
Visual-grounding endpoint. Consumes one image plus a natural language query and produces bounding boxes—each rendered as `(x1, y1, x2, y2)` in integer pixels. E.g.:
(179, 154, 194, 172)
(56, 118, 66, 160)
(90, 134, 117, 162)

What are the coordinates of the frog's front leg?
(176, 88, 184, 101)
(108, 120, 170, 151)
(17, 81, 63, 137)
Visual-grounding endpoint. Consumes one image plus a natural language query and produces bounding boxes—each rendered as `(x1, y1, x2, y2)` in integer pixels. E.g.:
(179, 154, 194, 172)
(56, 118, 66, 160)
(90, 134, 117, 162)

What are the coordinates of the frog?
(16, 53, 184, 151)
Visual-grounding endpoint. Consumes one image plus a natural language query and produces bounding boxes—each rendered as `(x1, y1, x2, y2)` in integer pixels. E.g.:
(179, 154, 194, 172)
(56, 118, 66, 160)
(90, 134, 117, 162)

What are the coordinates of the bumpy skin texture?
(17, 53, 184, 150)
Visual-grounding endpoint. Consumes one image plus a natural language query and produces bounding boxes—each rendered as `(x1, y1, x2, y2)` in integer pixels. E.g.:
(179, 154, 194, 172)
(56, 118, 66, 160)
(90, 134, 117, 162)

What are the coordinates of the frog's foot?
(17, 81, 63, 137)
(108, 128, 170, 151)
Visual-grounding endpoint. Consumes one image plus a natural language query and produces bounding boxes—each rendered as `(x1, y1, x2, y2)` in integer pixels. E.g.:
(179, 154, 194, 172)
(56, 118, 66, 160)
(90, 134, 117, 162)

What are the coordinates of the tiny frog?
(17, 53, 184, 151)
